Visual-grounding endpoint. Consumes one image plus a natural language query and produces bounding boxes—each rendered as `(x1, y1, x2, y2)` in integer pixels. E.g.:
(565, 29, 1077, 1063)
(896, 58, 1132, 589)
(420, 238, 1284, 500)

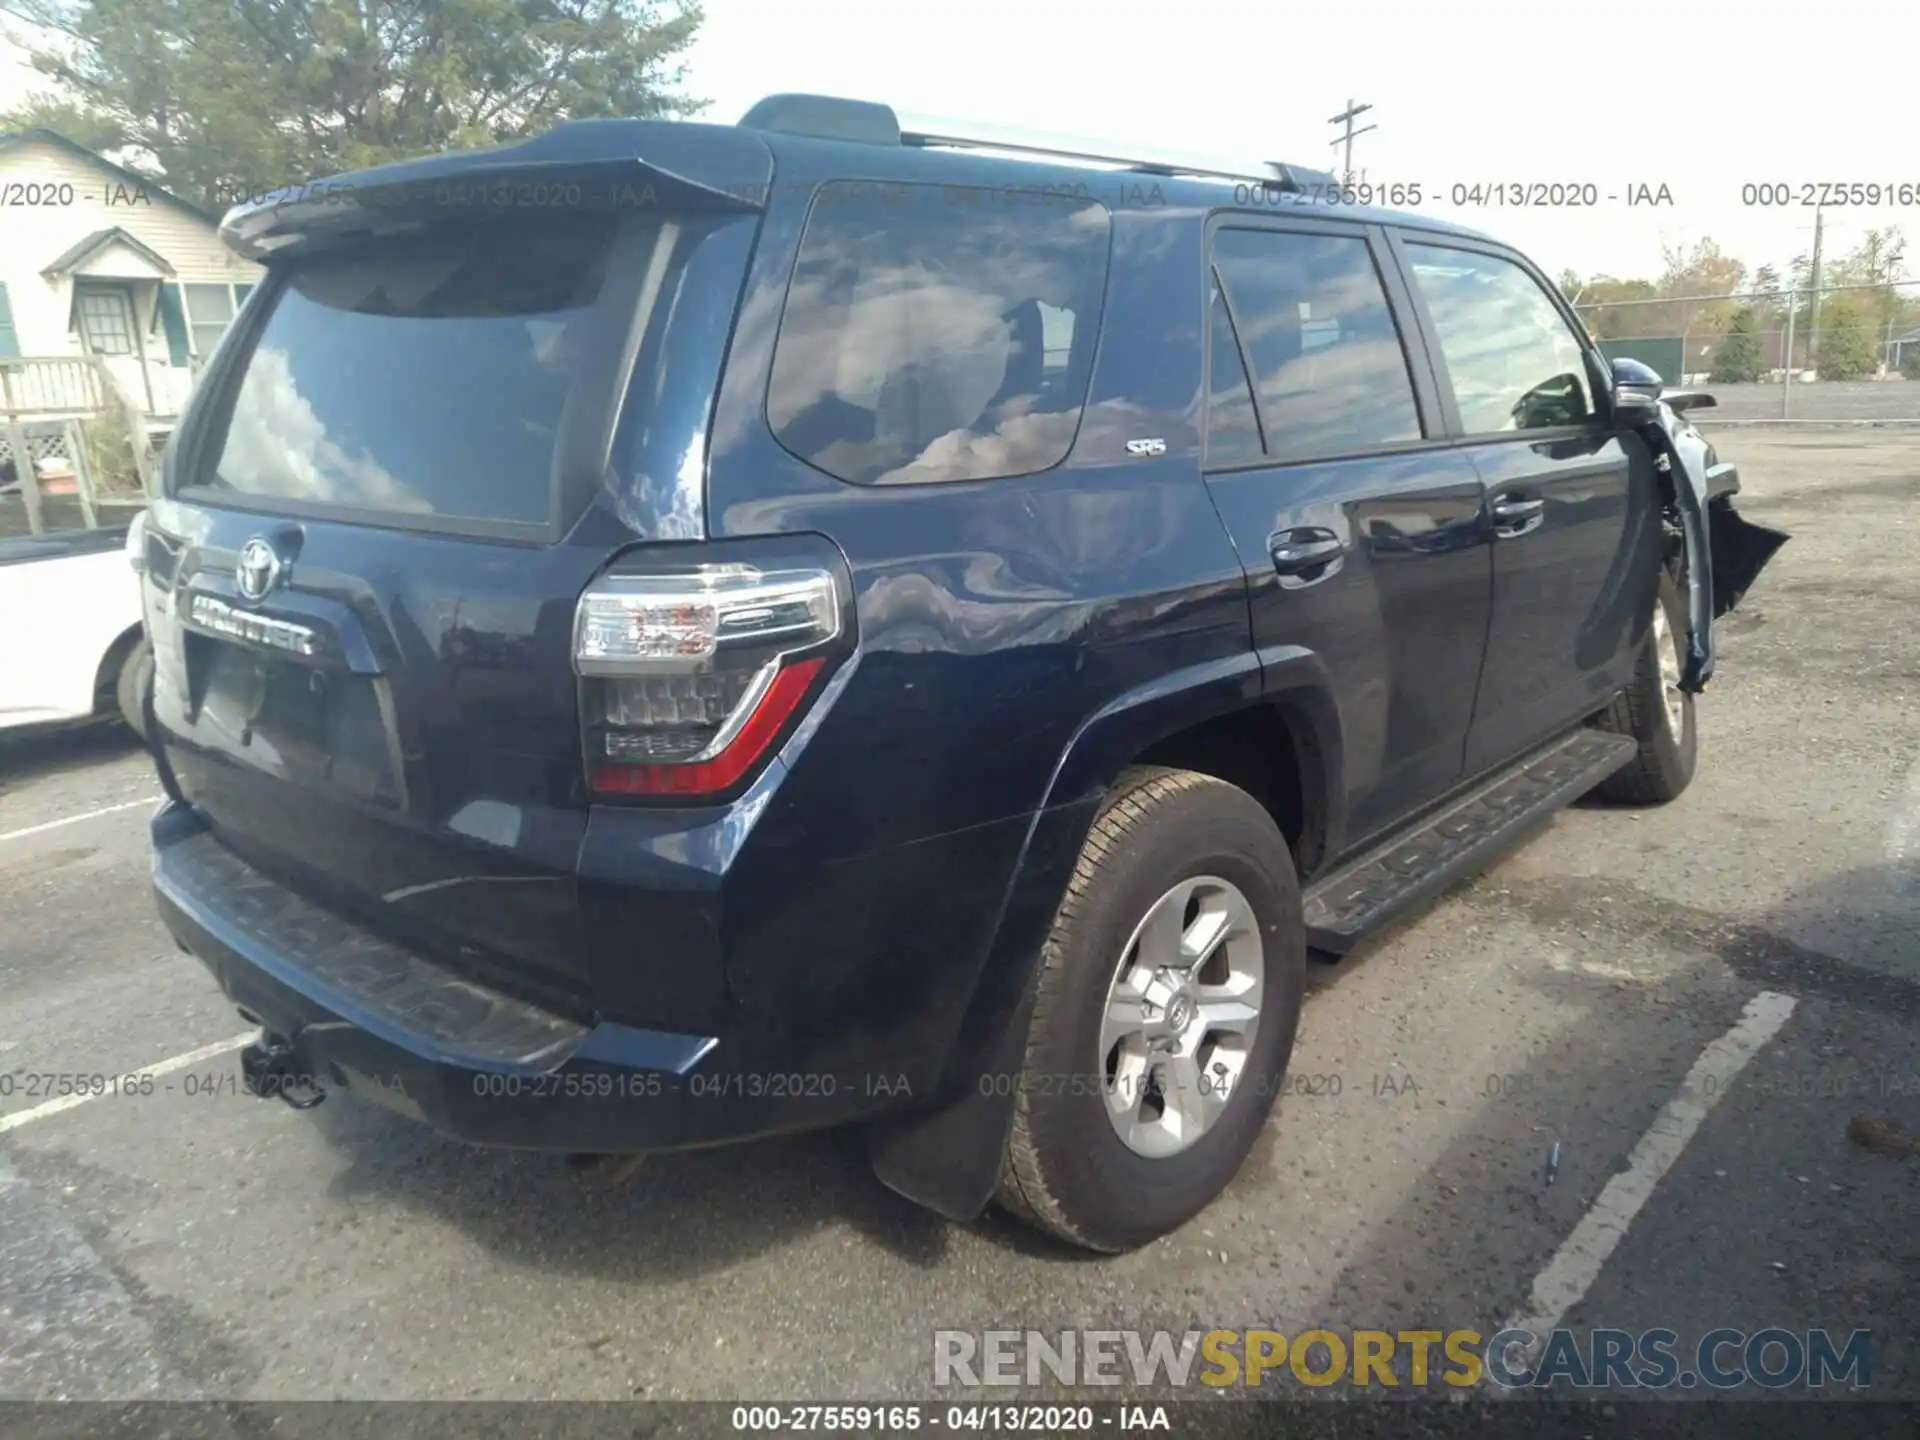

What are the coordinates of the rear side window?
(199, 214, 628, 525)
(1211, 228, 1423, 463)
(768, 181, 1112, 486)
(1403, 244, 1595, 433)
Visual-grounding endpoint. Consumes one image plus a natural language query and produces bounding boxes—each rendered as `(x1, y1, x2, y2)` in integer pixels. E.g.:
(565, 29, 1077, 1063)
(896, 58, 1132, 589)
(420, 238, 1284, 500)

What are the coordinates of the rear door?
(142, 185, 762, 1018)
(1199, 220, 1493, 849)
(1390, 236, 1654, 776)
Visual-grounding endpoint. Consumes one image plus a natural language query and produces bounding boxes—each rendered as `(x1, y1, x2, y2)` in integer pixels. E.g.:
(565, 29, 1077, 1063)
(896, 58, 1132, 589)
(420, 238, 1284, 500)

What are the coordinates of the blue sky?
(4, 0, 1908, 285)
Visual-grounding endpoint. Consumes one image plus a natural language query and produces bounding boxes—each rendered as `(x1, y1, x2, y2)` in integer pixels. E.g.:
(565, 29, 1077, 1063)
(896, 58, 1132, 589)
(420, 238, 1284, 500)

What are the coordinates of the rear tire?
(995, 766, 1305, 1253)
(115, 636, 154, 741)
(1592, 570, 1696, 805)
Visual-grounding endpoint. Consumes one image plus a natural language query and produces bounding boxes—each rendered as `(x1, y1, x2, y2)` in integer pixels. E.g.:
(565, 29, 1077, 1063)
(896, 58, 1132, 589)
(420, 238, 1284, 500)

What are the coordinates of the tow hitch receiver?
(240, 1036, 328, 1110)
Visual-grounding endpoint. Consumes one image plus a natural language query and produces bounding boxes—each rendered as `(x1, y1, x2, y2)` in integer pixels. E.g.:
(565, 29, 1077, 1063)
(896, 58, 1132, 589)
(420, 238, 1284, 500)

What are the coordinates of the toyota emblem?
(236, 537, 283, 602)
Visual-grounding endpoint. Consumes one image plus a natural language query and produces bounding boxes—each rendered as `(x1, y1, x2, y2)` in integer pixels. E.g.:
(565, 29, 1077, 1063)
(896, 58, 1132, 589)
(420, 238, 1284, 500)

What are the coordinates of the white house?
(0, 129, 261, 432)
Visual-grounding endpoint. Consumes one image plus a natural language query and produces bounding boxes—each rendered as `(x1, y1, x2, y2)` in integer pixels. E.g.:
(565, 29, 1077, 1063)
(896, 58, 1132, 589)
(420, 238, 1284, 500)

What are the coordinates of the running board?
(1301, 729, 1638, 953)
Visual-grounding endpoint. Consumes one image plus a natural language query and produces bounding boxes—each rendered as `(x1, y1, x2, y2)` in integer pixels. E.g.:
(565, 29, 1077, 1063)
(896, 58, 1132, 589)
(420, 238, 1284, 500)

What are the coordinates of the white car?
(0, 512, 152, 737)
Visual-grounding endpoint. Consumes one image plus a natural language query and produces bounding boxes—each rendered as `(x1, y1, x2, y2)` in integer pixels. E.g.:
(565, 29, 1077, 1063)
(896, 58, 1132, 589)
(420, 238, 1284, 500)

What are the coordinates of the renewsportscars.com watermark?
(933, 1327, 1872, 1391)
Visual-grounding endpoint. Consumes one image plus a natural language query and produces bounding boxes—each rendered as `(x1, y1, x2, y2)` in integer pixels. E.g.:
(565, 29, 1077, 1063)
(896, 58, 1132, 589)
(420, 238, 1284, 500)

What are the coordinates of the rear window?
(198, 214, 629, 525)
(767, 181, 1112, 486)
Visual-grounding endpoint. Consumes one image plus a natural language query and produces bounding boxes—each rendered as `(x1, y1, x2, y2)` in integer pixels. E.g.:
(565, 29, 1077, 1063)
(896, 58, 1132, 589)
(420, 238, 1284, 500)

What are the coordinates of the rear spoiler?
(218, 120, 775, 262)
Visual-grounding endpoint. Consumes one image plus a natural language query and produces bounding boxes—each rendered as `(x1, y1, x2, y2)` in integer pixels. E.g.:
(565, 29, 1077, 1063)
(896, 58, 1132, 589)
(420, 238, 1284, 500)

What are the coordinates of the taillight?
(573, 564, 842, 800)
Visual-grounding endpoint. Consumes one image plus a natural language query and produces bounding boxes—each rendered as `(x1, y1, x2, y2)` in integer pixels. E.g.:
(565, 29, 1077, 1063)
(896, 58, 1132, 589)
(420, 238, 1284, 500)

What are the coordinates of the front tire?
(996, 766, 1305, 1252)
(1592, 570, 1697, 805)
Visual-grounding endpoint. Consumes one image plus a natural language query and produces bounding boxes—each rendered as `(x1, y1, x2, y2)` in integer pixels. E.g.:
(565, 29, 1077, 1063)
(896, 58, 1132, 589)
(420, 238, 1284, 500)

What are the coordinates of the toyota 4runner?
(136, 94, 1787, 1252)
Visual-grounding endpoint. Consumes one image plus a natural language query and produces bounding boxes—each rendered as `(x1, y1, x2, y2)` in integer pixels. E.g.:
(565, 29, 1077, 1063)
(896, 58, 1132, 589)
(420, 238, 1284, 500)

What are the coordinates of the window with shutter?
(158, 283, 191, 365)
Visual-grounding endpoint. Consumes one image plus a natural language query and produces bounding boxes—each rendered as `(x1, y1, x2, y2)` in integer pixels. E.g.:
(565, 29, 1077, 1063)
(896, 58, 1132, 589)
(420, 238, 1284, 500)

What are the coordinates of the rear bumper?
(150, 801, 888, 1150)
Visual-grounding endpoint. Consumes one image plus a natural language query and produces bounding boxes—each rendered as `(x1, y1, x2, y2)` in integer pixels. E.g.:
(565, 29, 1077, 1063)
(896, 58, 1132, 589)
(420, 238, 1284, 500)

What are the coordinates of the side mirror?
(1513, 373, 1588, 429)
(1608, 356, 1664, 424)
(1610, 356, 1665, 396)
(1612, 386, 1660, 422)
(1664, 390, 1718, 415)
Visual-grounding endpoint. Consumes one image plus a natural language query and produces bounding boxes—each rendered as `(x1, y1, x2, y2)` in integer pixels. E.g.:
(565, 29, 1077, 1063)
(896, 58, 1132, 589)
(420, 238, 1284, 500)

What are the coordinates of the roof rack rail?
(737, 93, 1336, 192)
(897, 110, 1335, 191)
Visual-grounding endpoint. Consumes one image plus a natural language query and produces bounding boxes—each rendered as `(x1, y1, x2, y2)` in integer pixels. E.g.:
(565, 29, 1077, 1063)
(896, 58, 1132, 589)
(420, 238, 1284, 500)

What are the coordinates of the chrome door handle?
(1490, 496, 1545, 522)
(1489, 495, 1546, 537)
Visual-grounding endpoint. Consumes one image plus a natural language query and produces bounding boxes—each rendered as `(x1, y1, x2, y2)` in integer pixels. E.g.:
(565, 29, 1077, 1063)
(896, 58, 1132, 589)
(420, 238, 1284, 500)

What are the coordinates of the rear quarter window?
(767, 181, 1112, 486)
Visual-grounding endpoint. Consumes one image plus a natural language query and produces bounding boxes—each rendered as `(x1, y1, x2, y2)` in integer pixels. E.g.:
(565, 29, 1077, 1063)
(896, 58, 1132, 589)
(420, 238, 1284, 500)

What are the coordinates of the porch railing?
(0, 356, 111, 418)
(1, 355, 164, 536)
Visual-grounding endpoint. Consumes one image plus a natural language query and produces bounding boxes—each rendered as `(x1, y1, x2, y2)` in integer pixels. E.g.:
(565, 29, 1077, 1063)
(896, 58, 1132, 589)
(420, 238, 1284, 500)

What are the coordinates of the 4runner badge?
(189, 594, 318, 657)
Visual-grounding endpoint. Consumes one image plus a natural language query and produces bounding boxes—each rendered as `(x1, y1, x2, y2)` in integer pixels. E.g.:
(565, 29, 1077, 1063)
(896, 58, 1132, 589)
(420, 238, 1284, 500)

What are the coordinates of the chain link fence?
(1574, 278, 1920, 423)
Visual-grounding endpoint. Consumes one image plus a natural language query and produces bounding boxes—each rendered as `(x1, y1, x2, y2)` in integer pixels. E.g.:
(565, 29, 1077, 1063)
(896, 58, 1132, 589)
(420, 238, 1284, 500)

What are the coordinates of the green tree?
(1815, 295, 1878, 381)
(0, 0, 705, 213)
(1902, 343, 1920, 381)
(1654, 237, 1745, 359)
(1577, 276, 1660, 339)
(1710, 307, 1764, 384)
(1830, 228, 1909, 370)
(1748, 263, 1783, 325)
(1828, 227, 1907, 289)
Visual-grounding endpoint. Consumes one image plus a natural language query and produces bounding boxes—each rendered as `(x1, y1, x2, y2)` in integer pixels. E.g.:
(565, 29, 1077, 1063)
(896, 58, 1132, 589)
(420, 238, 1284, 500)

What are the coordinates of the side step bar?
(1301, 728, 1638, 953)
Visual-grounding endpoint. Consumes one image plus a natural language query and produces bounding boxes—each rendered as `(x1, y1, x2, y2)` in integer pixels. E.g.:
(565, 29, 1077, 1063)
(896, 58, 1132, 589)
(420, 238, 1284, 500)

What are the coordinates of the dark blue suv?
(135, 94, 1785, 1252)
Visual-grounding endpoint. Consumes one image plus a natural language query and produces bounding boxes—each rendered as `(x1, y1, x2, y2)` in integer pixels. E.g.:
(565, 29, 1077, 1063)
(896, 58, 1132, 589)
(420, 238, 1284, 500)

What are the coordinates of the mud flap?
(865, 793, 1104, 1222)
(865, 986, 1033, 1222)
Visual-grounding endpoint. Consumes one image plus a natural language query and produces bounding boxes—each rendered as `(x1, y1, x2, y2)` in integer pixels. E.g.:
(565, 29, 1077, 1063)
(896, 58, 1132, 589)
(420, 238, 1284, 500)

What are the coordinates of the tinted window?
(1404, 245, 1595, 433)
(1211, 229, 1422, 463)
(768, 182, 1111, 486)
(1206, 277, 1262, 465)
(202, 214, 630, 524)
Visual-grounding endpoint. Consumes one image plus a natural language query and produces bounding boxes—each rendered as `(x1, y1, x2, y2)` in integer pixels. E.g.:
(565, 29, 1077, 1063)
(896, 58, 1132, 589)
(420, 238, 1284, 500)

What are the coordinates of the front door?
(73, 283, 153, 414)
(1393, 238, 1656, 777)
(1198, 221, 1493, 850)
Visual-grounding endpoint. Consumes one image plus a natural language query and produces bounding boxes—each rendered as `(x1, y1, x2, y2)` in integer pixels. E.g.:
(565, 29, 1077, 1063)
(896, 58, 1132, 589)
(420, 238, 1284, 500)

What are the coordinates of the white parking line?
(0, 1031, 256, 1135)
(0, 796, 160, 846)
(1500, 990, 1798, 1357)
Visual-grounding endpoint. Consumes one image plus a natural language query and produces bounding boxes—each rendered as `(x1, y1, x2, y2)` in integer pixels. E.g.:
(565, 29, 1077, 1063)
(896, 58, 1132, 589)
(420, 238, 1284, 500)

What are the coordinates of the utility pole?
(1328, 99, 1376, 183)
(1881, 237, 1906, 374)
(1806, 203, 1825, 372)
